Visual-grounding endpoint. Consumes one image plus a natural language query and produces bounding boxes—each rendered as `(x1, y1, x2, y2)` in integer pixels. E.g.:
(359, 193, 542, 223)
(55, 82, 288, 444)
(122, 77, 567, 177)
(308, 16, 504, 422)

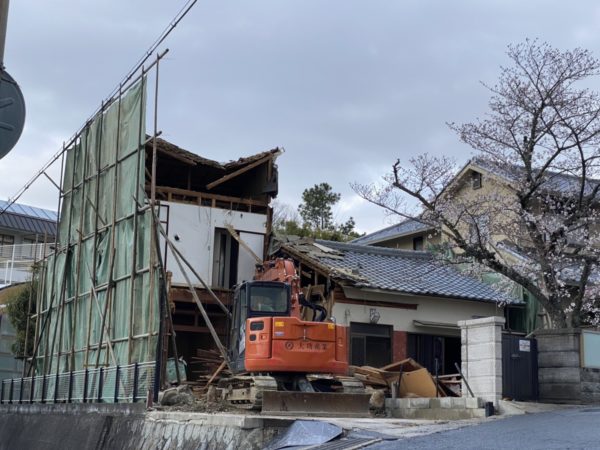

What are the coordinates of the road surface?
(366, 406, 599, 449)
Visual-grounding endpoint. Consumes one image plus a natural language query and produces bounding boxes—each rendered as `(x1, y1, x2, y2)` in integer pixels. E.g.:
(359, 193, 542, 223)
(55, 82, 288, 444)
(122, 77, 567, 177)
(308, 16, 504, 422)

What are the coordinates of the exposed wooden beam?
(206, 155, 272, 190)
(152, 185, 268, 208)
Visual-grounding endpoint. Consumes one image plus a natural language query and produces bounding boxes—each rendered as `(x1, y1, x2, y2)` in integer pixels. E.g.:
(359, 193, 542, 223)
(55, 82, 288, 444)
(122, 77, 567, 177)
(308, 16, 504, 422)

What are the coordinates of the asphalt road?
(365, 407, 600, 450)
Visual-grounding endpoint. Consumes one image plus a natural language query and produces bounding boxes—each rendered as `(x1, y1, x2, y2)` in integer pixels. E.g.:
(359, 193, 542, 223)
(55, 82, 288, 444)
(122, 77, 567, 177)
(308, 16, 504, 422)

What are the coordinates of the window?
(468, 215, 490, 244)
(249, 285, 289, 313)
(350, 322, 392, 367)
(22, 238, 37, 259)
(0, 234, 14, 258)
(211, 228, 239, 288)
(413, 236, 424, 251)
(471, 171, 482, 189)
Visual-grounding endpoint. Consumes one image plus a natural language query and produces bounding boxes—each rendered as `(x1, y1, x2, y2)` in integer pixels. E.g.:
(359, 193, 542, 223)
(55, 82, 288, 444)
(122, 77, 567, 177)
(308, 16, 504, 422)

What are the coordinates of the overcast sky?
(2, 1, 600, 233)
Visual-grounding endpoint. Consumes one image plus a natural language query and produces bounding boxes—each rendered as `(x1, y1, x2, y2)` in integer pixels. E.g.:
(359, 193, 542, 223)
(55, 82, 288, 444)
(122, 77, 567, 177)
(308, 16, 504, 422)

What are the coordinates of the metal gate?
(502, 334, 538, 401)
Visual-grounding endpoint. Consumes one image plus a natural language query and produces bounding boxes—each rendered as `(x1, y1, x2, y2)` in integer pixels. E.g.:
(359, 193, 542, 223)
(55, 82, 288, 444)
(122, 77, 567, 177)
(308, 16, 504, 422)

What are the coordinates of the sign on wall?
(582, 330, 600, 369)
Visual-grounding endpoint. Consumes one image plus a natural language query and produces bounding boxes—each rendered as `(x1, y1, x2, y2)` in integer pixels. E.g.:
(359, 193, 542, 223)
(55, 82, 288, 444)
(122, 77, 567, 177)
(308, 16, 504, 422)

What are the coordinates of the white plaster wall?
(161, 202, 267, 286)
(237, 232, 264, 284)
(332, 293, 501, 336)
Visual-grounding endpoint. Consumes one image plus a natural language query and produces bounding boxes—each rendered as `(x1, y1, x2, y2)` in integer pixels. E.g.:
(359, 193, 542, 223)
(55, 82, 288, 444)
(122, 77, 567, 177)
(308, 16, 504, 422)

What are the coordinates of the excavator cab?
(228, 280, 291, 373)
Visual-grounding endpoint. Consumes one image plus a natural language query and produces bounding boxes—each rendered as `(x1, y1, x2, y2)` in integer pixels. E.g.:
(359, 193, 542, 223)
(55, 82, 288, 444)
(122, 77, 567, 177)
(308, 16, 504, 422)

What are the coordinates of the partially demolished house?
(153, 138, 280, 377)
(273, 238, 520, 375)
(0, 74, 281, 404)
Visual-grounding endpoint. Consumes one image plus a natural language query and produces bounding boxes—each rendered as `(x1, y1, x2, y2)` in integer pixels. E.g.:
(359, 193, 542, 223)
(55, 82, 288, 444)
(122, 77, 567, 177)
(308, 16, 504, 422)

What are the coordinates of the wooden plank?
(380, 358, 423, 372)
(206, 155, 272, 190)
(225, 224, 263, 265)
(204, 361, 227, 389)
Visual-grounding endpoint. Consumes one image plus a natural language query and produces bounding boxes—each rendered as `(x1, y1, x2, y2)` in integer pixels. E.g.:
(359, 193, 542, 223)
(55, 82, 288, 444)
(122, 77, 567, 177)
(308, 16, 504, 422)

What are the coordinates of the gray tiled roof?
(283, 239, 520, 304)
(0, 200, 58, 236)
(472, 158, 600, 197)
(351, 218, 432, 245)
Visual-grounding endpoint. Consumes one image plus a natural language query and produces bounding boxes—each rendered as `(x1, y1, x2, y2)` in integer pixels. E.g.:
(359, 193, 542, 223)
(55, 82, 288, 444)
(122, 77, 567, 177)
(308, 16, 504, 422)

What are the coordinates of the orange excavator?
(218, 258, 369, 416)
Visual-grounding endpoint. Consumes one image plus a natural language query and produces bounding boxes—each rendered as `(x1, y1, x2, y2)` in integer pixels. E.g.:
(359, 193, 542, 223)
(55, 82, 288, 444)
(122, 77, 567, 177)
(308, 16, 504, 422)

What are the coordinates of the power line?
(0, 0, 199, 216)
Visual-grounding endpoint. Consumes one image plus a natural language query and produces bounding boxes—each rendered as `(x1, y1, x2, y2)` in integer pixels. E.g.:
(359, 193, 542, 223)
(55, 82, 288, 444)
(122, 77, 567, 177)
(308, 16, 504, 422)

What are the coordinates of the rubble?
(351, 358, 461, 399)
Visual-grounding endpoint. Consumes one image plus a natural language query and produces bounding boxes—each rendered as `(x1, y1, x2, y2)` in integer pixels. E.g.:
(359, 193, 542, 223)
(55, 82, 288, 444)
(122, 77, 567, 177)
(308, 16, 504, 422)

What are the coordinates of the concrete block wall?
(385, 397, 486, 420)
(458, 316, 505, 407)
(536, 328, 600, 404)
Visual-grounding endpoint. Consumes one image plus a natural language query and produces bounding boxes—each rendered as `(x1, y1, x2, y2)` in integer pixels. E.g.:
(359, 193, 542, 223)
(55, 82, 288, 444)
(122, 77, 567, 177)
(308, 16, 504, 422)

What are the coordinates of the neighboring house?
(355, 158, 600, 332)
(352, 218, 439, 250)
(274, 238, 521, 375)
(0, 200, 57, 286)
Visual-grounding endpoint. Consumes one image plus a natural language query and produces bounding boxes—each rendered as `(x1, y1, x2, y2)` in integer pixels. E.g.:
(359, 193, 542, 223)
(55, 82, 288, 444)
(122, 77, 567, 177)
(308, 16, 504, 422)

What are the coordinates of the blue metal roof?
(0, 200, 58, 222)
(352, 218, 433, 245)
(0, 200, 58, 236)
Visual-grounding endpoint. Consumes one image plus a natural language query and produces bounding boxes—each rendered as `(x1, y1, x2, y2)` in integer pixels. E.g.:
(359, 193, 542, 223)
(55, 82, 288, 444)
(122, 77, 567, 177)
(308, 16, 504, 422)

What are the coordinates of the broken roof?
(152, 137, 281, 171)
(351, 218, 433, 245)
(150, 137, 282, 200)
(278, 238, 520, 304)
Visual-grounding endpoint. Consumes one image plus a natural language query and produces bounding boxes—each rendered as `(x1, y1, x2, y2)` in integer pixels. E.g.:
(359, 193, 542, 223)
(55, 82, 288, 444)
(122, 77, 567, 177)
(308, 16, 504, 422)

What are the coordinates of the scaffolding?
(24, 55, 166, 393)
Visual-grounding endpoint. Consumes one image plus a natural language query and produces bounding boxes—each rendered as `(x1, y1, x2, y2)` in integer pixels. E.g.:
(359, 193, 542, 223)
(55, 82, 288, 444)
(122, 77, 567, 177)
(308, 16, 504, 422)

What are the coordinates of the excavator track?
(219, 374, 371, 416)
(219, 375, 278, 410)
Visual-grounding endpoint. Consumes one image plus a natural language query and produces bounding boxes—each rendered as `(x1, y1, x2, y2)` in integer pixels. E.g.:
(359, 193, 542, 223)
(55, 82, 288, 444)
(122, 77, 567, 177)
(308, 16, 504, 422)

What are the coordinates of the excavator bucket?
(261, 391, 372, 417)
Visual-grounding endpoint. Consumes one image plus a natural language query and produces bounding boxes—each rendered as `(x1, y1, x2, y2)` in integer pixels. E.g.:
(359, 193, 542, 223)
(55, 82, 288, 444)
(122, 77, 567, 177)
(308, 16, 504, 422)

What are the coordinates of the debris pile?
(350, 358, 461, 398)
(188, 348, 230, 395)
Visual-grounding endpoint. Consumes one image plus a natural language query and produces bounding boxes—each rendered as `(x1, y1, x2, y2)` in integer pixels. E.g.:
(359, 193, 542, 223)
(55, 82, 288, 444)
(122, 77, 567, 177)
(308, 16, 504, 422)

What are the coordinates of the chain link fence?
(0, 362, 155, 404)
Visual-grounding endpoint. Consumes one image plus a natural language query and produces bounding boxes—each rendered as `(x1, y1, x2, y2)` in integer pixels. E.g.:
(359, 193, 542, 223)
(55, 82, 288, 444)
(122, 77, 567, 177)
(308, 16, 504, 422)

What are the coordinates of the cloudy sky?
(2, 1, 600, 233)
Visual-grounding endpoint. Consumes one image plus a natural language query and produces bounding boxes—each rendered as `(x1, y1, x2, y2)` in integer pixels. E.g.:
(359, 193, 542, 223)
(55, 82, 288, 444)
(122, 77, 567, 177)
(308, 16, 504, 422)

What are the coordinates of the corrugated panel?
(352, 219, 432, 245)
(0, 200, 58, 222)
(0, 211, 57, 237)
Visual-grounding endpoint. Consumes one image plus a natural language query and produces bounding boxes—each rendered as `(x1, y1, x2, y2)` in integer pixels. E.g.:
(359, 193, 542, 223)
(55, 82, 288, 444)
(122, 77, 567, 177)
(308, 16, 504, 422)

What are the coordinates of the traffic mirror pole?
(0, 0, 8, 70)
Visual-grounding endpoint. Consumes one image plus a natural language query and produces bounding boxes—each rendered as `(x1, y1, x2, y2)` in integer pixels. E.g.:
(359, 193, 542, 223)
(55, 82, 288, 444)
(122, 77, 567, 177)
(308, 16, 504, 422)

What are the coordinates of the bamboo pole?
(69, 126, 91, 371)
(84, 101, 105, 370)
(127, 68, 146, 365)
(83, 258, 117, 367)
(148, 58, 159, 366)
(95, 83, 123, 369)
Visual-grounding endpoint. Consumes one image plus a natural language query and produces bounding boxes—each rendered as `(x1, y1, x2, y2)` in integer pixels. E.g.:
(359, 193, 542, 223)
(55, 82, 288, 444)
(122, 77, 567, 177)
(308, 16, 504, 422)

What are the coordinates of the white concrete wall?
(458, 316, 505, 406)
(332, 291, 501, 337)
(160, 202, 267, 286)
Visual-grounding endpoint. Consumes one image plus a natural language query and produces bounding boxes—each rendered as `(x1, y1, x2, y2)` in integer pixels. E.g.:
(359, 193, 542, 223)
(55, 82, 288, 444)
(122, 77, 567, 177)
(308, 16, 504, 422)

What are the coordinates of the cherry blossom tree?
(353, 41, 600, 328)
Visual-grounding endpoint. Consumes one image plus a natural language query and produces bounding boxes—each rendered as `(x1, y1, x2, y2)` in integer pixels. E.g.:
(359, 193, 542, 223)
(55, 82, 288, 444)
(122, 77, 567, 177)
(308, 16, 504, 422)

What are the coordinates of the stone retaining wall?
(0, 404, 282, 450)
(535, 328, 600, 404)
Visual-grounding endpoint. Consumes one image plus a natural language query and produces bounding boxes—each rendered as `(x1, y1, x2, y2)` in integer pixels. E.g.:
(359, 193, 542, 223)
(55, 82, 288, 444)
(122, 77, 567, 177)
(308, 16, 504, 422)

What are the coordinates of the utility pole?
(0, 0, 8, 70)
